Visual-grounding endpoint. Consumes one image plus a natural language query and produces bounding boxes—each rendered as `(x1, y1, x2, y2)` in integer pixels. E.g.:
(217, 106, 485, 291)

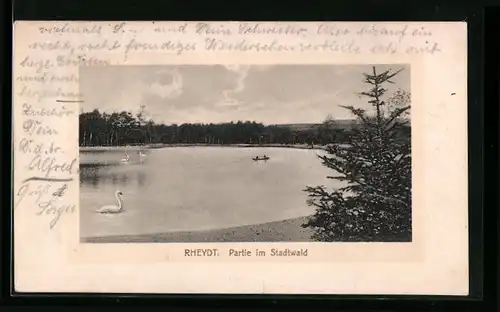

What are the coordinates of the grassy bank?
(79, 143, 328, 152)
(82, 216, 314, 243)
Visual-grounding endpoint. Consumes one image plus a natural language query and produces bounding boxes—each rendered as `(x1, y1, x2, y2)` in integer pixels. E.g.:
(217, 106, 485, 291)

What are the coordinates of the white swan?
(120, 153, 130, 163)
(96, 191, 124, 213)
(137, 151, 146, 163)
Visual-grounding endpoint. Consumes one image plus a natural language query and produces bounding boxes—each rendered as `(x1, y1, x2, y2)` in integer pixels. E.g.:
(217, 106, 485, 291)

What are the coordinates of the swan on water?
(120, 152, 130, 162)
(137, 151, 146, 163)
(96, 191, 124, 213)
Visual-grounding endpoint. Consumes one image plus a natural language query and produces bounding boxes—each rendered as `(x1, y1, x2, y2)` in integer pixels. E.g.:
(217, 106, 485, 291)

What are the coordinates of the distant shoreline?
(81, 216, 315, 243)
(79, 143, 329, 152)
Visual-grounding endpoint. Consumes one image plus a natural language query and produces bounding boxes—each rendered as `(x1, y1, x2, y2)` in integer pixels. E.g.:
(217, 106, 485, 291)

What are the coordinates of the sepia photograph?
(79, 64, 412, 244)
(13, 20, 470, 295)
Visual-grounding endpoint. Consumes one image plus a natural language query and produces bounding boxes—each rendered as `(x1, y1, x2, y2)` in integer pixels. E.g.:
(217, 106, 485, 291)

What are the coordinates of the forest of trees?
(80, 105, 348, 147)
(79, 105, 409, 147)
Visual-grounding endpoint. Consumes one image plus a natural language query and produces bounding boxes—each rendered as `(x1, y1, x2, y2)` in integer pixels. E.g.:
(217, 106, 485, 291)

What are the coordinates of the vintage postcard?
(13, 21, 468, 294)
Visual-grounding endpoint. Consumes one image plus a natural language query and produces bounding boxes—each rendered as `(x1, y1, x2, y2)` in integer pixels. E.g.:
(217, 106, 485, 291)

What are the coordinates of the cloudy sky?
(80, 64, 410, 125)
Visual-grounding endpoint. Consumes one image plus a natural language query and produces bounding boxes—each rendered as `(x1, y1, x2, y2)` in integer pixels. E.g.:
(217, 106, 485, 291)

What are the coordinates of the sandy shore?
(82, 216, 315, 243)
(79, 143, 327, 152)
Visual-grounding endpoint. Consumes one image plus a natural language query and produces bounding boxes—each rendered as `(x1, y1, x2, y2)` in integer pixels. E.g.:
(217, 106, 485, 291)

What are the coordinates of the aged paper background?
(13, 21, 468, 294)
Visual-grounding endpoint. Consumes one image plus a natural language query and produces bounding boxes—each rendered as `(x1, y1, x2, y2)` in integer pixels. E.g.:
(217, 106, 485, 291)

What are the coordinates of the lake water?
(79, 147, 340, 238)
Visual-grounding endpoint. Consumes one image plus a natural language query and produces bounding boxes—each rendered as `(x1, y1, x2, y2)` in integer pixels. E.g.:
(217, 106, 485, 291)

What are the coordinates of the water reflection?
(80, 163, 147, 189)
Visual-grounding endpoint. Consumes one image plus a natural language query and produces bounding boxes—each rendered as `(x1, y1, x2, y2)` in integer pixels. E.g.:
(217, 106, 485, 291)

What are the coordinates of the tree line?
(78, 106, 375, 147)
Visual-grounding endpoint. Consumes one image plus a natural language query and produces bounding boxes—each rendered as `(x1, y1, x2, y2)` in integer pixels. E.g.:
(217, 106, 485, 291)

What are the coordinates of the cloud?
(230, 64, 409, 111)
(217, 65, 250, 107)
(80, 64, 411, 124)
(144, 68, 183, 99)
(139, 65, 241, 116)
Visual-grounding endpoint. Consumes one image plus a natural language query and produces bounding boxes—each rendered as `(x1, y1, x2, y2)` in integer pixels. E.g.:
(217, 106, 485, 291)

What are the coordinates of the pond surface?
(79, 147, 341, 238)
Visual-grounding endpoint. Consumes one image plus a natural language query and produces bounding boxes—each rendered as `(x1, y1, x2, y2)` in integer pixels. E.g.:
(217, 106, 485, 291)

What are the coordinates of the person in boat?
(253, 155, 269, 160)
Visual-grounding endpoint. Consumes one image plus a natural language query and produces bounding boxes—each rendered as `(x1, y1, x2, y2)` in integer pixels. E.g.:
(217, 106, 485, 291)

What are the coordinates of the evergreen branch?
(383, 68, 404, 82)
(363, 192, 409, 206)
(326, 175, 345, 180)
(304, 186, 336, 202)
(384, 106, 411, 130)
(329, 163, 408, 207)
(339, 105, 368, 123)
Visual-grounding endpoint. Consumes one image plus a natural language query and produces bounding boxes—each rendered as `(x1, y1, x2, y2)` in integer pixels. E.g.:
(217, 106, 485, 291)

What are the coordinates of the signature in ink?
(36, 184, 75, 229)
(15, 182, 51, 209)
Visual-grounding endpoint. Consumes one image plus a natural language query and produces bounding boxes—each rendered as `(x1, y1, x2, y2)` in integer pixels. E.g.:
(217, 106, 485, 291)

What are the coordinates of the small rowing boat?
(252, 156, 270, 161)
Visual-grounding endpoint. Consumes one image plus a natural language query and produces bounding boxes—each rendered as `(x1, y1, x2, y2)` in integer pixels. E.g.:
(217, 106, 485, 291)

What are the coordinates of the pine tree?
(303, 67, 412, 242)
